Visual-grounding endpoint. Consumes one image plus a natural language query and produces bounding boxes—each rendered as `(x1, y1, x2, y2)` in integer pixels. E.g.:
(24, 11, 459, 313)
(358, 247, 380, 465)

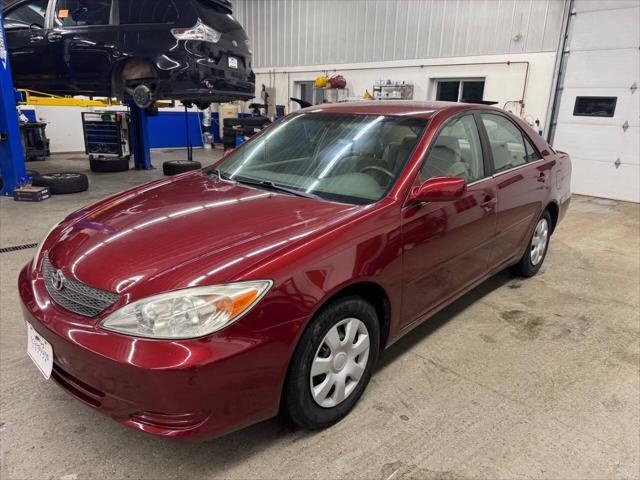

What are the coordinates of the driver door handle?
(481, 196, 497, 212)
(29, 34, 45, 43)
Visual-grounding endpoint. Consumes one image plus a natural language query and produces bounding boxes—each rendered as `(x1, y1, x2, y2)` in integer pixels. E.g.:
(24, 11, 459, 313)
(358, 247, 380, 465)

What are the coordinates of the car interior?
(222, 115, 425, 202)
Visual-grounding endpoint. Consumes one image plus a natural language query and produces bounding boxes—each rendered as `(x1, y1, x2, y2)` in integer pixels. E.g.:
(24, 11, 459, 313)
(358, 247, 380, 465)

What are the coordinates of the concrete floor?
(1, 151, 639, 480)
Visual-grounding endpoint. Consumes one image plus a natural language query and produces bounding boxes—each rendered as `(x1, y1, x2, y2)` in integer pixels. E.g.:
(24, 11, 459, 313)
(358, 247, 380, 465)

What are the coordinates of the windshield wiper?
(235, 177, 320, 200)
(207, 169, 234, 182)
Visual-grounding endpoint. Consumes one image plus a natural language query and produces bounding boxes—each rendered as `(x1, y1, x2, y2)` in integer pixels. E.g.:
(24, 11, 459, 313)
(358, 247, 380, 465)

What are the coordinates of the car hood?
(47, 173, 360, 295)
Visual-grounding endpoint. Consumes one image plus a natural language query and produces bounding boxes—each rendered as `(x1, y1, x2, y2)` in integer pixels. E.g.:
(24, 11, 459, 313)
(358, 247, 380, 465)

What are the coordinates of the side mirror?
(410, 176, 467, 203)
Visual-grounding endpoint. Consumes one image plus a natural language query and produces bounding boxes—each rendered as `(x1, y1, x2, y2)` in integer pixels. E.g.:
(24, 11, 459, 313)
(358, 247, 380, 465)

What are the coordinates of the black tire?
(223, 127, 238, 137)
(90, 157, 130, 173)
(223, 118, 241, 128)
(162, 160, 202, 176)
(26, 169, 40, 178)
(241, 117, 270, 127)
(284, 296, 380, 430)
(222, 135, 238, 144)
(32, 172, 89, 195)
(511, 210, 552, 278)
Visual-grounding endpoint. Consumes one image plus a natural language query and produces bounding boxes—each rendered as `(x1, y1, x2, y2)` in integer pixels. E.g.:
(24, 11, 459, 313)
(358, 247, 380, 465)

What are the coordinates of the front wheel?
(284, 297, 380, 430)
(511, 210, 552, 277)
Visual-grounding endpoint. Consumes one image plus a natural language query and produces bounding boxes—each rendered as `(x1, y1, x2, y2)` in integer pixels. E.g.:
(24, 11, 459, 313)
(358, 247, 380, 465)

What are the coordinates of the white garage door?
(552, 0, 640, 203)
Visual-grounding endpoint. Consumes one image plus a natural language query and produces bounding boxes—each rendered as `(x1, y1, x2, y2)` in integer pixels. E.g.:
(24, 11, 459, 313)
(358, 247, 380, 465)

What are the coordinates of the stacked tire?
(221, 116, 271, 149)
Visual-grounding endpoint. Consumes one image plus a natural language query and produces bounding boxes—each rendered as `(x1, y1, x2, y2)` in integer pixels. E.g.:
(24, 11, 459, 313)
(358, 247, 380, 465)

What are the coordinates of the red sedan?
(20, 101, 572, 439)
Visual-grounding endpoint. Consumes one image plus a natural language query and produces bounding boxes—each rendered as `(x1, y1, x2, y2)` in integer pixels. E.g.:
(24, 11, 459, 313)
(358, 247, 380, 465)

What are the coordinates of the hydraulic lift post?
(0, 13, 27, 195)
(127, 102, 153, 170)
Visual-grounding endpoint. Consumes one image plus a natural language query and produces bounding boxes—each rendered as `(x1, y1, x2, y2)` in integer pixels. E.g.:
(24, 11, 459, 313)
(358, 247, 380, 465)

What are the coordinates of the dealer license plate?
(27, 322, 53, 379)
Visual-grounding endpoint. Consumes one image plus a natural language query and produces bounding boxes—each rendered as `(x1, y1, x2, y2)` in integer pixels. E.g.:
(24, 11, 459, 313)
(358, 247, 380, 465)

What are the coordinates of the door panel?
(4, 0, 60, 89)
(401, 179, 497, 326)
(50, 0, 117, 94)
(400, 113, 496, 328)
(480, 113, 549, 267)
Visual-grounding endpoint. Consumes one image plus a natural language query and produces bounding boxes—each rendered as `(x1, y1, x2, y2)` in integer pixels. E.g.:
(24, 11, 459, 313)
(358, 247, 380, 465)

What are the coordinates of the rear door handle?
(47, 32, 63, 42)
(29, 34, 44, 43)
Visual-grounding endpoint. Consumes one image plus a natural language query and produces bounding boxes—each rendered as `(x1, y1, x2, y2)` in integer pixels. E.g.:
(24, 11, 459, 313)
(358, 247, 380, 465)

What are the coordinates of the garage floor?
(1, 151, 639, 480)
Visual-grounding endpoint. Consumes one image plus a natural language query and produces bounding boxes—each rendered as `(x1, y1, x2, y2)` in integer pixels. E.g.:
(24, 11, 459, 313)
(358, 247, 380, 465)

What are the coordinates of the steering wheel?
(361, 165, 394, 180)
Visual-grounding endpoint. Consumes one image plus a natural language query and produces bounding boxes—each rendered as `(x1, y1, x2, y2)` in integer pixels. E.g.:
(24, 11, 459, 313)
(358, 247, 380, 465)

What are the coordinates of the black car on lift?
(2, 0, 255, 109)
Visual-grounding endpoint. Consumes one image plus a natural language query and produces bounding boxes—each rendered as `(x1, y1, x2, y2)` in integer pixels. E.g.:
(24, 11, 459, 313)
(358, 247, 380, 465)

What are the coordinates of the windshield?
(216, 113, 427, 204)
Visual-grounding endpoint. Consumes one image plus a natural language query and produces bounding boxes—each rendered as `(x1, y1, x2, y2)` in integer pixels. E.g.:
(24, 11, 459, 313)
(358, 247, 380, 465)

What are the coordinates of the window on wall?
(435, 79, 485, 103)
(5, 1, 48, 29)
(296, 81, 324, 107)
(119, 0, 179, 24)
(573, 97, 617, 117)
(54, 0, 113, 27)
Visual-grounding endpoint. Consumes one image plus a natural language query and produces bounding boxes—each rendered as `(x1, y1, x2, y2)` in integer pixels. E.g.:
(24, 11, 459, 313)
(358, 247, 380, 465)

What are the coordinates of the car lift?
(127, 103, 153, 170)
(0, 15, 27, 196)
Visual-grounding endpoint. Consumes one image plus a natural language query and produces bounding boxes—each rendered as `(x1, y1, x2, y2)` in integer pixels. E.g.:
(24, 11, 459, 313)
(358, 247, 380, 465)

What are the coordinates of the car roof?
(297, 101, 480, 119)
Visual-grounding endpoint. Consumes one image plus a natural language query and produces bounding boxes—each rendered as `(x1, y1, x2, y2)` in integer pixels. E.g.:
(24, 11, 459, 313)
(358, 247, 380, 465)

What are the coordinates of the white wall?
(30, 104, 203, 153)
(255, 52, 558, 129)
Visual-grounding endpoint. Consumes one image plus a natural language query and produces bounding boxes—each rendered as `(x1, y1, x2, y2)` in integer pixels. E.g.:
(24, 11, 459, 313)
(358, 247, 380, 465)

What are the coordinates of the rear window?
(118, 0, 179, 24)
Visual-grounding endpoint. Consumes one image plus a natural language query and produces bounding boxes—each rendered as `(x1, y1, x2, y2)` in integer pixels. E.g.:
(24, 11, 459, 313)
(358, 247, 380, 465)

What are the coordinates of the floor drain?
(0, 243, 38, 254)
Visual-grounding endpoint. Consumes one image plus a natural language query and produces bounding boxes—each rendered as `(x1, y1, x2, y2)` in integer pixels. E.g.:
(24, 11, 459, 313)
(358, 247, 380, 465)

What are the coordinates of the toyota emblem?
(52, 269, 65, 291)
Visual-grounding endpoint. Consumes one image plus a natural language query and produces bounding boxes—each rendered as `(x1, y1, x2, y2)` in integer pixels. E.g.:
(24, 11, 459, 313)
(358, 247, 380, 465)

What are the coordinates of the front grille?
(43, 256, 119, 317)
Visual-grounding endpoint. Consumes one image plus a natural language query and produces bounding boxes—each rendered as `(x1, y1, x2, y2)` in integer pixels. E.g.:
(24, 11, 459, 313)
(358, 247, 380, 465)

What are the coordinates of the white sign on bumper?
(27, 322, 53, 380)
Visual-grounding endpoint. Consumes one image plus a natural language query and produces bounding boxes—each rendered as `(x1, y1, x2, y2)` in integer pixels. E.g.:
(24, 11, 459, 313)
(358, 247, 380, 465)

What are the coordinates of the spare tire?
(90, 156, 130, 173)
(163, 160, 202, 176)
(26, 169, 40, 178)
(33, 172, 89, 194)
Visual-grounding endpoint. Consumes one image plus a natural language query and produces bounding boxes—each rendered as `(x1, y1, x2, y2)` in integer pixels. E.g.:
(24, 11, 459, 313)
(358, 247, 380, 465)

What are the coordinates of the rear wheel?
(511, 210, 551, 277)
(284, 297, 379, 429)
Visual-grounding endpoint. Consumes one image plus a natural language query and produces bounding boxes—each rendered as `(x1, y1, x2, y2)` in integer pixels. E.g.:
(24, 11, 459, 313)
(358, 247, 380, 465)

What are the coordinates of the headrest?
(401, 136, 417, 149)
(434, 135, 459, 149)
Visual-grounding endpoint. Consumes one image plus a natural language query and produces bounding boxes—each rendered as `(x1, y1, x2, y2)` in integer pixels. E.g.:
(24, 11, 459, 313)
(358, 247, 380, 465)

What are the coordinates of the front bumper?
(19, 264, 294, 440)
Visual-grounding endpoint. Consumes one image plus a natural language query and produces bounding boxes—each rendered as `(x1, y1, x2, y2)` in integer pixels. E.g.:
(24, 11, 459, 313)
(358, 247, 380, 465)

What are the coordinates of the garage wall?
(31, 105, 205, 153)
(232, 0, 566, 68)
(255, 51, 558, 128)
(550, 0, 639, 203)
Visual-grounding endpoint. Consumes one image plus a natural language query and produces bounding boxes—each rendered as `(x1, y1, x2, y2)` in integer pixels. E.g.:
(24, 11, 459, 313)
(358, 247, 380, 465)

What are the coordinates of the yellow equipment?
(315, 76, 328, 89)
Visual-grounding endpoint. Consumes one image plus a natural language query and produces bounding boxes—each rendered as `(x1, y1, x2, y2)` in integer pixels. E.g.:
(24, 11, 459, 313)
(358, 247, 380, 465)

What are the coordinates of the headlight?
(33, 221, 62, 264)
(100, 281, 272, 339)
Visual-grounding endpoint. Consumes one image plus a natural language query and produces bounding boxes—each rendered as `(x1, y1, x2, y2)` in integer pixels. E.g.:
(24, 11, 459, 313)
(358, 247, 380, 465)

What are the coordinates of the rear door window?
(118, 0, 179, 25)
(481, 114, 529, 173)
(54, 0, 113, 27)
